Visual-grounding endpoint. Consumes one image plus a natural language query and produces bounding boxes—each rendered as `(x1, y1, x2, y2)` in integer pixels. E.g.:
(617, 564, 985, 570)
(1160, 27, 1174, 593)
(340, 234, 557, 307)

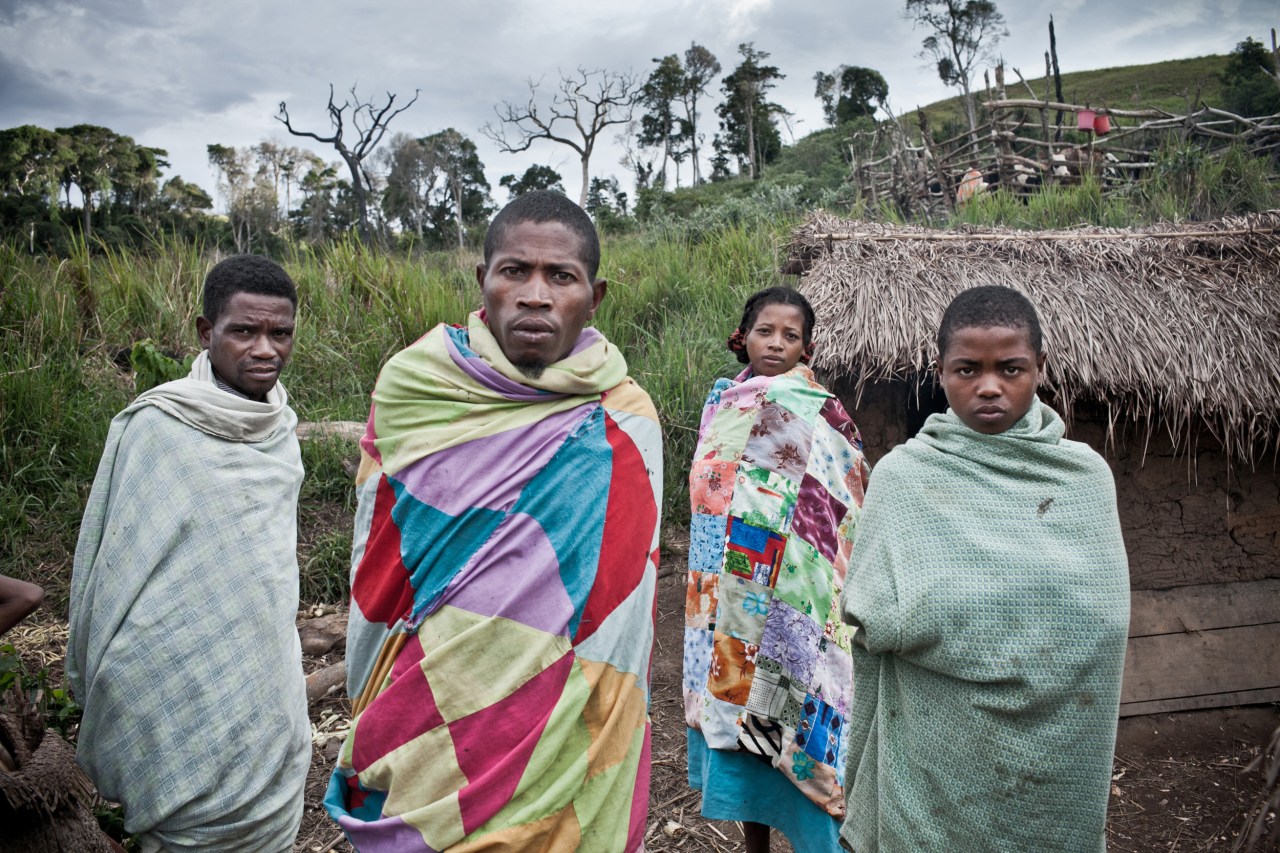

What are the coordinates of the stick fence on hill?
(849, 63, 1280, 220)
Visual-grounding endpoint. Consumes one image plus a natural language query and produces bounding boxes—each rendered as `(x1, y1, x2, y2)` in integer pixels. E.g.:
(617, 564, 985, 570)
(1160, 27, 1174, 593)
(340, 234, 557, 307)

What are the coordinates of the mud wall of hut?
(831, 377, 1280, 592)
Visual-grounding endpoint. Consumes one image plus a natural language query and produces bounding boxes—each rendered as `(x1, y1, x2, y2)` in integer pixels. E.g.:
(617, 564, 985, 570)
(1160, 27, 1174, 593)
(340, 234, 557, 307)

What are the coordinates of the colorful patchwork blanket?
(838, 401, 1130, 852)
(326, 313, 662, 853)
(683, 365, 869, 817)
(67, 351, 310, 853)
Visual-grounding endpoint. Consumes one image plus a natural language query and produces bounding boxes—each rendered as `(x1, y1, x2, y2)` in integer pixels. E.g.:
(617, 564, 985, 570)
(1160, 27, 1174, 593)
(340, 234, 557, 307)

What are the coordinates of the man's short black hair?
(483, 190, 601, 280)
(202, 255, 298, 324)
(732, 287, 816, 364)
(937, 285, 1043, 357)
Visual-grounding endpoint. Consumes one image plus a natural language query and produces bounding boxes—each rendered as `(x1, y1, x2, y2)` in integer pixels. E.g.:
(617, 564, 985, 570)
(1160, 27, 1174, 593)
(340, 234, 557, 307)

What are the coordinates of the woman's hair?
(937, 285, 1043, 357)
(727, 286, 817, 365)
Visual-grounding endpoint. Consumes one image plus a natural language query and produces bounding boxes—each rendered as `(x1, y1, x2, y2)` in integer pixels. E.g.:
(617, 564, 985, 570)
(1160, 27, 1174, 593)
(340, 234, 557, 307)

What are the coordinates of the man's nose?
(517, 273, 553, 307)
(251, 334, 277, 358)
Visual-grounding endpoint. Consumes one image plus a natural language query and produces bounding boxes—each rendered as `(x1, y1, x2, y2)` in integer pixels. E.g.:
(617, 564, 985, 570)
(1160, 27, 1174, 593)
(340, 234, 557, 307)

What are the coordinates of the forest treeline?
(2, 7, 1278, 256)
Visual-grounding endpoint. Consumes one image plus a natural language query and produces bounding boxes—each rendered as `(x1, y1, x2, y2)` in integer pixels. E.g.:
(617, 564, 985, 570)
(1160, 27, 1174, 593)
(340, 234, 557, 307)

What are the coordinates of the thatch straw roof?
(785, 210, 1280, 462)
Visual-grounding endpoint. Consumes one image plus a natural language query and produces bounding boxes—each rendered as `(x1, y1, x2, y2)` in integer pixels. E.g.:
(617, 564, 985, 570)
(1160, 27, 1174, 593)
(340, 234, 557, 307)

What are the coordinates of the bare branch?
(274, 83, 417, 243)
(482, 67, 640, 205)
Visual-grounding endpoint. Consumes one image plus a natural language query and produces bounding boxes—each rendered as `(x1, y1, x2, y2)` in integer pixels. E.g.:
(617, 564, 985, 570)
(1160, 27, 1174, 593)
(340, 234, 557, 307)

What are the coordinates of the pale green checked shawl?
(839, 400, 1129, 853)
(67, 351, 311, 853)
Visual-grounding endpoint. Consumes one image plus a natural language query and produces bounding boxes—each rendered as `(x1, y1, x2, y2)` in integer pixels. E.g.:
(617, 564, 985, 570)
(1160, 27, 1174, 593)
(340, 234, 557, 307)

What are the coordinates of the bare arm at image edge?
(0, 575, 44, 636)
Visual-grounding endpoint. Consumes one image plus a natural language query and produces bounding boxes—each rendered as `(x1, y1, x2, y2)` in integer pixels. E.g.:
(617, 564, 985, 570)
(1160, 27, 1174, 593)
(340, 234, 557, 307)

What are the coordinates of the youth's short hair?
(731, 287, 816, 365)
(937, 285, 1043, 357)
(483, 190, 601, 280)
(202, 255, 298, 323)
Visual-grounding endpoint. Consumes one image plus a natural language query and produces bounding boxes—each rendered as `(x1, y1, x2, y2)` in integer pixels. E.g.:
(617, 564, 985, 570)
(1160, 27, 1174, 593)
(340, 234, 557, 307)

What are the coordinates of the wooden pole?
(1050, 15, 1065, 141)
(917, 109, 953, 214)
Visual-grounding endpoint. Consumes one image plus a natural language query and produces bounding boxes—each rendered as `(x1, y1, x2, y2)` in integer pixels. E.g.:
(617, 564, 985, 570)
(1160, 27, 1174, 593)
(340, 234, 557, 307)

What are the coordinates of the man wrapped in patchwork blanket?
(327, 191, 663, 853)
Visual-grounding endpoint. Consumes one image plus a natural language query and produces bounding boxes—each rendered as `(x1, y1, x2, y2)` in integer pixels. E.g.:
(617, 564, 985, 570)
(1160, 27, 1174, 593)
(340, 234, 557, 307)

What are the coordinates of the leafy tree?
(380, 133, 438, 240)
(814, 65, 889, 125)
(905, 0, 1007, 133)
(680, 43, 721, 186)
(276, 84, 419, 244)
(716, 43, 787, 179)
(705, 134, 733, 182)
(57, 124, 140, 237)
(206, 143, 279, 252)
(1221, 37, 1280, 117)
(638, 55, 688, 188)
(586, 176, 627, 216)
(0, 123, 216, 250)
(420, 128, 491, 249)
(112, 146, 169, 219)
(158, 176, 213, 215)
(294, 156, 341, 243)
(498, 164, 564, 199)
(585, 176, 630, 234)
(0, 125, 67, 215)
(484, 67, 641, 206)
(251, 140, 308, 219)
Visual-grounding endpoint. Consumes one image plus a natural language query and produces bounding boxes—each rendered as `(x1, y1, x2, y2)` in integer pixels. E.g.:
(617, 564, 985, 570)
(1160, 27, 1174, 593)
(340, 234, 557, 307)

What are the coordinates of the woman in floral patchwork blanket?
(684, 287, 870, 853)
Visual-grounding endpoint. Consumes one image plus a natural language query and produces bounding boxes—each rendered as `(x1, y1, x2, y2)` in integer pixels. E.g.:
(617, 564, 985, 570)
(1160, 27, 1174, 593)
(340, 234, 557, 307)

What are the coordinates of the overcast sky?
(1, 0, 1275, 207)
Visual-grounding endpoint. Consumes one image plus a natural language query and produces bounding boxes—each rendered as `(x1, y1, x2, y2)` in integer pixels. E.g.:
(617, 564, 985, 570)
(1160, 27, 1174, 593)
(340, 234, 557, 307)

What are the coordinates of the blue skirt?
(686, 727, 842, 853)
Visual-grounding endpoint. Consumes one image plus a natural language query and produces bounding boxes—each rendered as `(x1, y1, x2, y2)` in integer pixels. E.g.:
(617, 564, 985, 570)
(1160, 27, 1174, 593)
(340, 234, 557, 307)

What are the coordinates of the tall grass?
(5, 151, 1274, 606)
(1, 217, 788, 606)
(950, 144, 1279, 230)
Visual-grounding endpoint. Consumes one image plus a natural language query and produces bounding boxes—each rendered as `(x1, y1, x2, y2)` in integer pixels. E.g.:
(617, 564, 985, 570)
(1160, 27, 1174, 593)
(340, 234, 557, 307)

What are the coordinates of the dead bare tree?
(276, 84, 418, 243)
(483, 68, 640, 207)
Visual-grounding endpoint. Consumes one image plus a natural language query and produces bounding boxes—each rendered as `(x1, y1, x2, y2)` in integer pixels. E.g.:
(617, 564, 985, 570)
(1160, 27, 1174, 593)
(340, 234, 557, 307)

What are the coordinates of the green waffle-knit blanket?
(839, 400, 1129, 852)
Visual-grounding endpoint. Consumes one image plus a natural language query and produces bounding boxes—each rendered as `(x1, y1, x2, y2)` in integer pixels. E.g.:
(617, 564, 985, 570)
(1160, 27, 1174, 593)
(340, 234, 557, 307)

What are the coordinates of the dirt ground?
(289, 541, 1279, 853)
(7, 556, 1276, 853)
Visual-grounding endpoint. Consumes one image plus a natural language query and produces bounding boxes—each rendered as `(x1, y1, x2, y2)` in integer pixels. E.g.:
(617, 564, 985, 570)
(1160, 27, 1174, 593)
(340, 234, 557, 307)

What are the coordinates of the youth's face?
(938, 325, 1045, 435)
(745, 303, 807, 377)
(477, 220, 606, 376)
(196, 291, 296, 401)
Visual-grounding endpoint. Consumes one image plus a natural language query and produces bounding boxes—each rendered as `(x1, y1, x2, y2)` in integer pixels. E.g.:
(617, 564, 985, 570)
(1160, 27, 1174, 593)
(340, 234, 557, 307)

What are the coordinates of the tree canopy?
(716, 43, 787, 180)
(814, 65, 889, 125)
(905, 0, 1007, 132)
(1221, 37, 1280, 117)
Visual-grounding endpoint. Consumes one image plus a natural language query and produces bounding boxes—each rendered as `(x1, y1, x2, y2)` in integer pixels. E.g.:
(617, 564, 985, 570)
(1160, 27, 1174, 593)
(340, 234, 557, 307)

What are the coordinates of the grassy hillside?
(0, 222, 789, 606)
(913, 54, 1230, 136)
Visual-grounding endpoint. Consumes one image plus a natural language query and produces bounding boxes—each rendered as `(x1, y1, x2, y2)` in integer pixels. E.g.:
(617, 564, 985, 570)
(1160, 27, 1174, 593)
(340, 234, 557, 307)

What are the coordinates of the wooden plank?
(1121, 623, 1280, 705)
(1120, 687, 1280, 717)
(1129, 579, 1280, 637)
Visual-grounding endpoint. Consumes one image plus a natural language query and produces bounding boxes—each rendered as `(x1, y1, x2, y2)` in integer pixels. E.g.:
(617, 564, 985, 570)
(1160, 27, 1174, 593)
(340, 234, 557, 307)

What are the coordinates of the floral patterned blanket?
(683, 364, 869, 816)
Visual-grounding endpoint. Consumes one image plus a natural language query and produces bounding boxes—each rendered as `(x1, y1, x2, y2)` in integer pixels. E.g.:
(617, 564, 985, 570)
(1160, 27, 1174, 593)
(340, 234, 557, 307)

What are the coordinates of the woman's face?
(746, 303, 807, 377)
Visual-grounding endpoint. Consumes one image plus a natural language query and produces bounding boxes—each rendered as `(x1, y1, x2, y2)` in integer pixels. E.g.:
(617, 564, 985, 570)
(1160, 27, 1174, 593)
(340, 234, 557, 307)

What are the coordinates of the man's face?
(476, 219, 606, 377)
(938, 324, 1045, 435)
(196, 291, 296, 401)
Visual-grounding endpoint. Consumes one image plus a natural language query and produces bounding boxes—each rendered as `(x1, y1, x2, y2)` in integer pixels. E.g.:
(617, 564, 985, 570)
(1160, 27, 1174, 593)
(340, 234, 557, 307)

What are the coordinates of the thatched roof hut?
(785, 210, 1280, 463)
(783, 210, 1280, 716)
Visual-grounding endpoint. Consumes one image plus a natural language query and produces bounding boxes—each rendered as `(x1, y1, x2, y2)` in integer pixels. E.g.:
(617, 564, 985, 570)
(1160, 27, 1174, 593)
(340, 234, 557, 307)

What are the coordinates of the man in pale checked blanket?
(326, 191, 663, 852)
(67, 255, 311, 852)
(839, 286, 1130, 852)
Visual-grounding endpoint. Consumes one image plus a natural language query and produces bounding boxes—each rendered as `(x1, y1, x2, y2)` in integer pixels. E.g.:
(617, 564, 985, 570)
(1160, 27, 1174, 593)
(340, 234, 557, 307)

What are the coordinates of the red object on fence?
(1078, 109, 1096, 130)
(1093, 113, 1111, 134)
